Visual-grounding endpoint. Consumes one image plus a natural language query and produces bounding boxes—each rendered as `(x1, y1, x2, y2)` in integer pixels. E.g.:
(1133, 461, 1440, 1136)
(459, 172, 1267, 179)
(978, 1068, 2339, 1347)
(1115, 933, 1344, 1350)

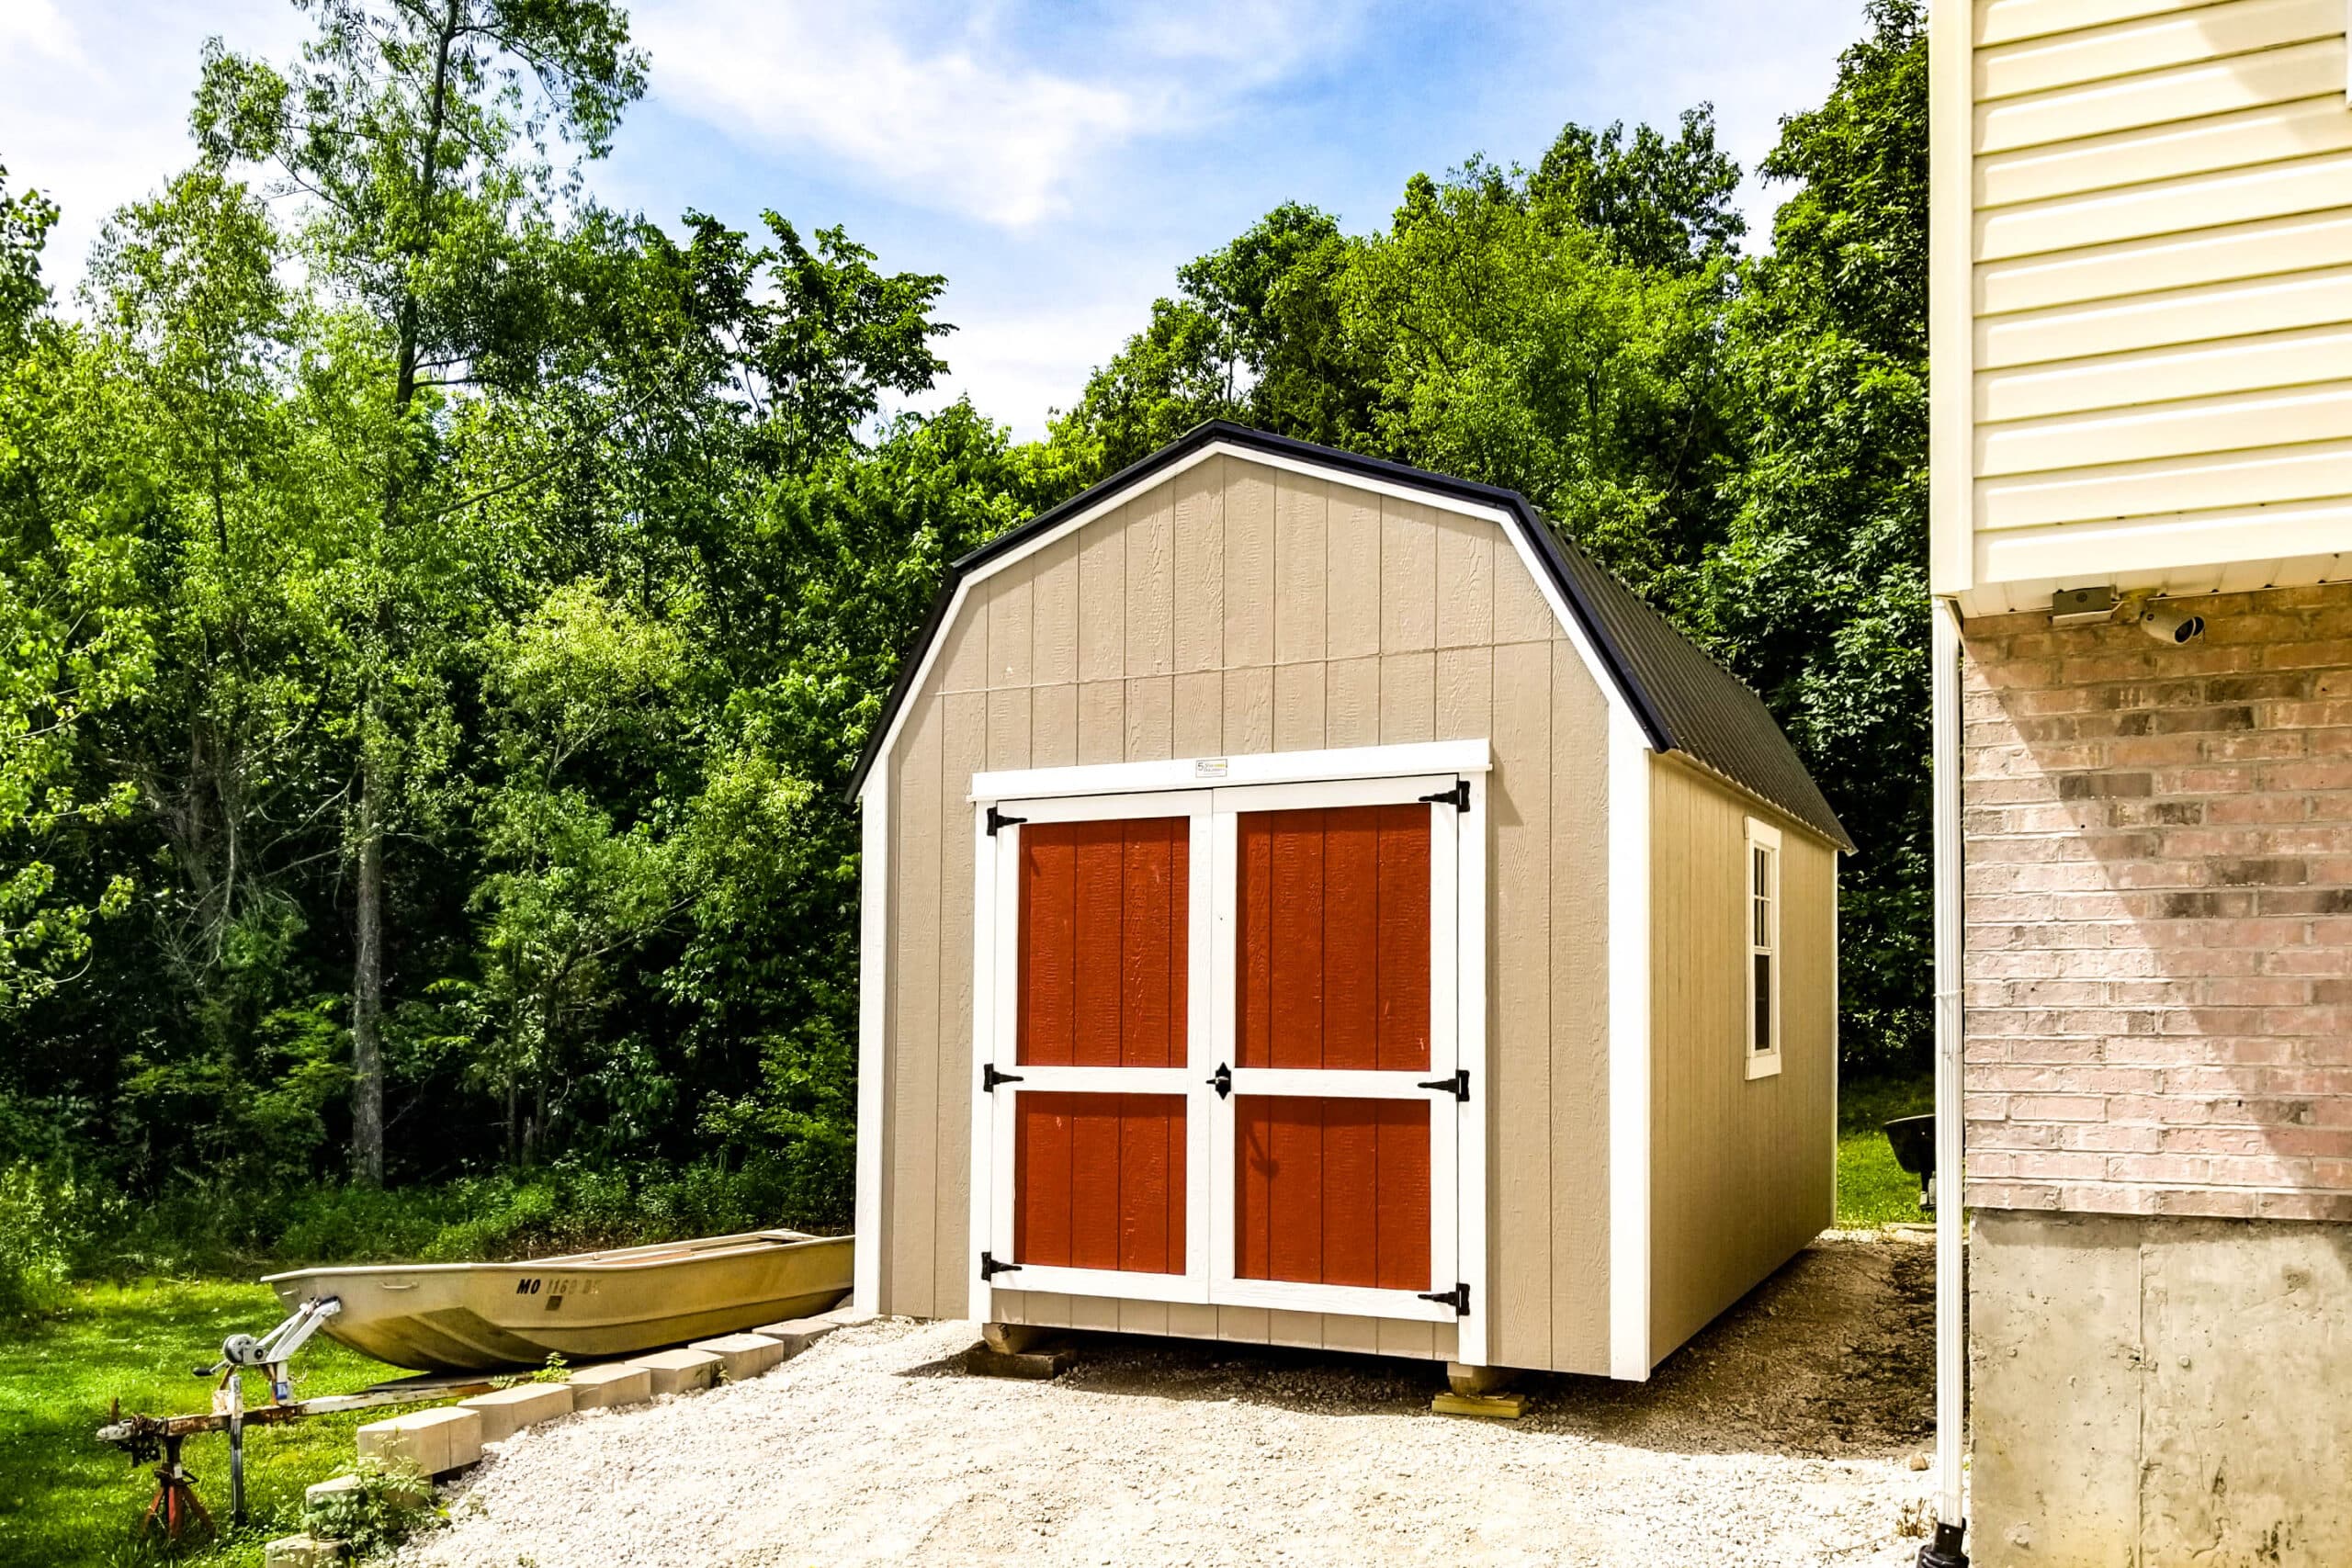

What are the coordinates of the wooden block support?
(688, 1332, 787, 1382)
(356, 1404, 482, 1475)
(265, 1536, 344, 1567)
(981, 1321, 1060, 1355)
(1432, 1391, 1528, 1420)
(566, 1362, 653, 1410)
(1445, 1361, 1517, 1397)
(458, 1381, 575, 1442)
(628, 1348, 722, 1397)
(966, 1341, 1077, 1380)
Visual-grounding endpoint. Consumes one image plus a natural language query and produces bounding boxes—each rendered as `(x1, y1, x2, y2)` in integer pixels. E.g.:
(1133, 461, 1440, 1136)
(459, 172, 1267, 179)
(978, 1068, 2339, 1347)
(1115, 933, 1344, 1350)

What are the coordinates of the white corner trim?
(969, 739, 1490, 804)
(968, 803, 1002, 1324)
(852, 779, 889, 1316)
(1607, 706, 1653, 1382)
(1456, 767, 1492, 1367)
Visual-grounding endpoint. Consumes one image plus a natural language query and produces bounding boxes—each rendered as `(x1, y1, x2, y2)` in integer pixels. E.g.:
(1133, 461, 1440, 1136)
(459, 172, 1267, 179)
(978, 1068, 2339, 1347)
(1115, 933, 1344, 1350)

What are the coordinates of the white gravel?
(399, 1235, 1940, 1568)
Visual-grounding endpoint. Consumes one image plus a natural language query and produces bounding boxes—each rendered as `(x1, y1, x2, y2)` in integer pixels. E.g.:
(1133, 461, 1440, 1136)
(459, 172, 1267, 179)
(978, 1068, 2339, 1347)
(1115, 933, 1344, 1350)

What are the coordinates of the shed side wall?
(1646, 756, 1838, 1362)
(876, 453, 1614, 1374)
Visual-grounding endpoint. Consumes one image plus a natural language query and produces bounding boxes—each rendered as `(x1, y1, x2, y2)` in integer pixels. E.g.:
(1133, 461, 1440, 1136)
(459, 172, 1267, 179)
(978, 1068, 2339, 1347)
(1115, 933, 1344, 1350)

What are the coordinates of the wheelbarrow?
(1883, 1113, 1939, 1210)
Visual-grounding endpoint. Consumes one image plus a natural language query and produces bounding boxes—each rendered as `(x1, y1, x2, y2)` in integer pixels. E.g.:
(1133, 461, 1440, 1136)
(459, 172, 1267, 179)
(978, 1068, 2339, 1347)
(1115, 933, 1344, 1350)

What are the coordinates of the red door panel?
(1236, 806, 1429, 1071)
(1017, 818, 1189, 1067)
(1014, 1091, 1188, 1274)
(1233, 1095, 1430, 1290)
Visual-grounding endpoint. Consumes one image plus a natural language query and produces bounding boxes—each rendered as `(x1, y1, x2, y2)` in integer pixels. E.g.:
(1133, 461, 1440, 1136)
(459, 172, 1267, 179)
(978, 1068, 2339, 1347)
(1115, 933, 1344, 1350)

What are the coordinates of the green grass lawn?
(1838, 1070, 1938, 1228)
(0, 1279, 413, 1568)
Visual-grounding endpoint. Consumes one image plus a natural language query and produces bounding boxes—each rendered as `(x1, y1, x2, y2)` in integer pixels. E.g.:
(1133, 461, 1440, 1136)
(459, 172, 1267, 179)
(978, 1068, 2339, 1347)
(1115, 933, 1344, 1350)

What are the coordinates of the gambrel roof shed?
(850, 423, 1845, 1382)
(848, 423, 1853, 853)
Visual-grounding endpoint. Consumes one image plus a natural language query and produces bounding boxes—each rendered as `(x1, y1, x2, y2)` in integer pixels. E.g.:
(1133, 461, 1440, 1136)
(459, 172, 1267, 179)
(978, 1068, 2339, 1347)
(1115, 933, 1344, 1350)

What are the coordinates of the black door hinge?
(1418, 1069, 1470, 1101)
(979, 1251, 1023, 1280)
(986, 806, 1028, 836)
(981, 1063, 1025, 1093)
(1207, 1062, 1232, 1100)
(1418, 1281, 1471, 1316)
(1419, 779, 1470, 811)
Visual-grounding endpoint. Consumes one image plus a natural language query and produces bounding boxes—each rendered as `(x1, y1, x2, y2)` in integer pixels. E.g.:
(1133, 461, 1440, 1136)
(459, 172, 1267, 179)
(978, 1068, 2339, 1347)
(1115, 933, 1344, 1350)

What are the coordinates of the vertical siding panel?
(1274, 473, 1329, 666)
(1326, 486, 1382, 660)
(1032, 683, 1078, 769)
(1326, 657, 1381, 749)
(934, 690, 989, 1319)
(1166, 1299, 1219, 1339)
(889, 697, 944, 1316)
(1267, 1309, 1325, 1349)
(1375, 1317, 1436, 1359)
(1273, 661, 1327, 751)
(1077, 681, 1125, 767)
(989, 572, 1033, 689)
(1322, 1314, 1382, 1355)
(1031, 536, 1080, 687)
(1435, 647, 1491, 742)
(1489, 639, 1552, 1371)
(1224, 666, 1273, 756)
(987, 687, 1032, 773)
(1126, 488, 1175, 677)
(1079, 503, 1126, 683)
(1225, 463, 1275, 670)
(1121, 1298, 1171, 1337)
(1435, 513, 1494, 649)
(1069, 1293, 1122, 1332)
(1493, 533, 1555, 644)
(938, 593, 988, 694)
(1172, 671, 1222, 758)
(1550, 641, 1612, 1373)
(1217, 1305, 1272, 1343)
(1172, 455, 1225, 673)
(1379, 650, 1436, 744)
(1380, 497, 1437, 654)
(1125, 675, 1174, 761)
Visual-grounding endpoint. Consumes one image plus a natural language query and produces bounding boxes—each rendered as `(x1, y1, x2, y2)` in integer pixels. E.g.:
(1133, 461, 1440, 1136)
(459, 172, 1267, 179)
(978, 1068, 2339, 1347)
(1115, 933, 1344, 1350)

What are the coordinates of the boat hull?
(263, 1230, 854, 1372)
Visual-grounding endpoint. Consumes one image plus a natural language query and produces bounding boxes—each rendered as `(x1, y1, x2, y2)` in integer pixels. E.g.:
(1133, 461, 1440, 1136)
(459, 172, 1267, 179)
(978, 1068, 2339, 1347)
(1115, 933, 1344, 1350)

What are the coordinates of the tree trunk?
(351, 758, 385, 1186)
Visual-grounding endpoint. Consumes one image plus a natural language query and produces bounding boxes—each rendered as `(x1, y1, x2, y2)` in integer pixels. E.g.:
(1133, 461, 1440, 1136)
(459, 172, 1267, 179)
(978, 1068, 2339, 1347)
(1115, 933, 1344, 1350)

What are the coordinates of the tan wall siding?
(876, 454, 1617, 1373)
(1940, 0, 2352, 608)
(1647, 757, 1838, 1361)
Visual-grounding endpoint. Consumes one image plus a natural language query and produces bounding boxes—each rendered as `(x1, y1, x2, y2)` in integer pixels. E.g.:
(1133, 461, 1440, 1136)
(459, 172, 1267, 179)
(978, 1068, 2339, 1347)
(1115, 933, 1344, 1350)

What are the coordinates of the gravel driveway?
(400, 1234, 1940, 1568)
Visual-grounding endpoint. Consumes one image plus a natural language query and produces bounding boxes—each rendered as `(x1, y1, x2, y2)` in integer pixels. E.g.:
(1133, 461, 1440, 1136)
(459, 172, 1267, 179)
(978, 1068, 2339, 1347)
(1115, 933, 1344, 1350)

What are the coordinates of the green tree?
(193, 0, 649, 1181)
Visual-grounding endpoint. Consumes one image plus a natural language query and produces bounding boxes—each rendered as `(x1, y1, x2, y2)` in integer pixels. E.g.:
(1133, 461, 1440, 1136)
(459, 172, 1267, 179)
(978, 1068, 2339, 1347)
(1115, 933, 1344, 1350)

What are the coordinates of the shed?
(848, 423, 1852, 1380)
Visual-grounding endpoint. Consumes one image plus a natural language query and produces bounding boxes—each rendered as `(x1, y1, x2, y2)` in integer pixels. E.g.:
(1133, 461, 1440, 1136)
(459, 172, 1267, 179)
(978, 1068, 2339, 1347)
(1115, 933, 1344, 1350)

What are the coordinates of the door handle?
(1207, 1063, 1232, 1100)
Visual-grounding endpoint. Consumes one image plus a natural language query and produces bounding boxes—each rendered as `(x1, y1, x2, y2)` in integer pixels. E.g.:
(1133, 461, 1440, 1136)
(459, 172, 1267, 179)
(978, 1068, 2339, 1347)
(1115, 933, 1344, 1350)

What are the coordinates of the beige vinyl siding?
(876, 454, 1616, 1374)
(1646, 757, 1837, 1364)
(1938, 0, 2352, 609)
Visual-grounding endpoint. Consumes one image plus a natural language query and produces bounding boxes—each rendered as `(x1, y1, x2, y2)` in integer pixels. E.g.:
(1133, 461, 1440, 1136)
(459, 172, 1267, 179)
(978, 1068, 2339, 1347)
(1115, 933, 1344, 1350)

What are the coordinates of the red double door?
(978, 780, 1462, 1323)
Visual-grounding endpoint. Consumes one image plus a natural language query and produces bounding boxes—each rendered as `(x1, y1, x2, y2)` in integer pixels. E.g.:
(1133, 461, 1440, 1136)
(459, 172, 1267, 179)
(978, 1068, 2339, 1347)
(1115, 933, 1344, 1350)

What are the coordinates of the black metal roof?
(844, 422, 1854, 852)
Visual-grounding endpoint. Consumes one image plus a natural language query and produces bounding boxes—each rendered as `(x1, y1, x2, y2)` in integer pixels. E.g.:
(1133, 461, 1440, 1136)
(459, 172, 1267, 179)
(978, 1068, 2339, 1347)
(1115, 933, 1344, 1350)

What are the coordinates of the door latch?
(982, 1063, 1025, 1093)
(1207, 1062, 1232, 1100)
(1418, 1281, 1471, 1316)
(1417, 1069, 1470, 1101)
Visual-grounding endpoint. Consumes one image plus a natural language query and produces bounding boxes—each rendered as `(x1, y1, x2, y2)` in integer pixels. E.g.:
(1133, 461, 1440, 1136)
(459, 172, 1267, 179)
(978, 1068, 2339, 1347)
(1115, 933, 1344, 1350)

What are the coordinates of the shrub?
(0, 1162, 83, 1318)
(300, 1458, 440, 1556)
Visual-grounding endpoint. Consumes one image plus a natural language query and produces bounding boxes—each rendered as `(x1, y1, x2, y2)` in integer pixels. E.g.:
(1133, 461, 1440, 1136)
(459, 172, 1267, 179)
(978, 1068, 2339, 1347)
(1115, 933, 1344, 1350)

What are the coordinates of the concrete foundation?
(1972, 1209, 2352, 1566)
(458, 1381, 575, 1442)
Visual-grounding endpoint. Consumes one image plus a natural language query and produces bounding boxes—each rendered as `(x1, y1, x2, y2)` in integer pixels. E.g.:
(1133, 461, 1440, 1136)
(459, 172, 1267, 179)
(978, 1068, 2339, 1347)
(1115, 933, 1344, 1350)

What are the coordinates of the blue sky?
(0, 0, 1871, 438)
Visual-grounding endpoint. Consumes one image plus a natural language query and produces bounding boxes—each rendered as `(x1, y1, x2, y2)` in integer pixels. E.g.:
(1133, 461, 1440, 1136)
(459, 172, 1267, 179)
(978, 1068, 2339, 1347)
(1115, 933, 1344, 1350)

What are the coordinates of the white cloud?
(634, 0, 1371, 229)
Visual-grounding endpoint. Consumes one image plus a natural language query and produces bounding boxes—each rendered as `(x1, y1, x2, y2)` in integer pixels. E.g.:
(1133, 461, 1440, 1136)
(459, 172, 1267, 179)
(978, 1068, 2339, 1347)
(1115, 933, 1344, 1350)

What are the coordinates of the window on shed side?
(1745, 818, 1782, 1080)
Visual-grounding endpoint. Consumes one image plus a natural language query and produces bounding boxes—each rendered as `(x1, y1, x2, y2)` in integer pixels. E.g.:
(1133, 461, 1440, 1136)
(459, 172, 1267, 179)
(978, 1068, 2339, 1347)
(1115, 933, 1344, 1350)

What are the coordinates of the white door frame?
(968, 740, 1490, 1364)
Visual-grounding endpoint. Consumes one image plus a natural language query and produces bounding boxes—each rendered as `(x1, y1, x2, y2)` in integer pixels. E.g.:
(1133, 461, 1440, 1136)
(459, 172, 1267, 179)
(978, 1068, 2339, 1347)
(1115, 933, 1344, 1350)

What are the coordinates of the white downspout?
(1922, 597, 1969, 1567)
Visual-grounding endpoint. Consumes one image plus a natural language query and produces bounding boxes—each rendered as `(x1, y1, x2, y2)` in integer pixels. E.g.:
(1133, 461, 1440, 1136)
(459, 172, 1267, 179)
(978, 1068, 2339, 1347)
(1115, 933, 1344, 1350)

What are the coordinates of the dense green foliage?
(0, 1, 1929, 1253)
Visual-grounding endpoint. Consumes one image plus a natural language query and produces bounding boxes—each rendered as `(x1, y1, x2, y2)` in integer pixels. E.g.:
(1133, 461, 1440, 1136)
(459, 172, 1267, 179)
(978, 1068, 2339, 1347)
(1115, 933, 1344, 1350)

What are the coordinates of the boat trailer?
(96, 1295, 496, 1543)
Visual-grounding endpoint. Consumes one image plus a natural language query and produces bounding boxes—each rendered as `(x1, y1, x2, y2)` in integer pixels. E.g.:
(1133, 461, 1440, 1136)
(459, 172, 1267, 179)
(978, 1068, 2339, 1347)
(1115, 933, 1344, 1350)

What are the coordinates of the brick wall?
(1961, 581, 2352, 1222)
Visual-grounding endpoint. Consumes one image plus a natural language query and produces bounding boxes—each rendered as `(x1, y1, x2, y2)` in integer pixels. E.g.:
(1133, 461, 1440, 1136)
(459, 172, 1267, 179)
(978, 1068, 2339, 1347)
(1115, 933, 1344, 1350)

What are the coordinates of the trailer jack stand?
(1917, 1519, 1968, 1568)
(138, 1433, 213, 1546)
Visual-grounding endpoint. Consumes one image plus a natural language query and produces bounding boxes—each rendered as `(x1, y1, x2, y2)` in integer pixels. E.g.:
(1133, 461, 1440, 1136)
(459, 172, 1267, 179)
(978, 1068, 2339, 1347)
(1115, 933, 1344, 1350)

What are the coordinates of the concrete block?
(355, 1404, 481, 1476)
(458, 1381, 575, 1442)
(752, 1314, 844, 1358)
(264, 1537, 343, 1567)
(305, 1471, 425, 1512)
(628, 1347, 722, 1397)
(566, 1362, 652, 1410)
(687, 1332, 786, 1382)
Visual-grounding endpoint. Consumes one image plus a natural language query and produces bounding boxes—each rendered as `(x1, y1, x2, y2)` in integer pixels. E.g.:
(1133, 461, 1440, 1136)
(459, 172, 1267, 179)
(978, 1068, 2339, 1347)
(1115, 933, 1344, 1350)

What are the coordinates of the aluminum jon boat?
(261, 1230, 854, 1372)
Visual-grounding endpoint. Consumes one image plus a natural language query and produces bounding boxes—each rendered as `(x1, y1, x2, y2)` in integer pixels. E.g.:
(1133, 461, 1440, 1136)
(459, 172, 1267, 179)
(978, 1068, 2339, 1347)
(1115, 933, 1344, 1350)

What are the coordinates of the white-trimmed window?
(1745, 818, 1782, 1080)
